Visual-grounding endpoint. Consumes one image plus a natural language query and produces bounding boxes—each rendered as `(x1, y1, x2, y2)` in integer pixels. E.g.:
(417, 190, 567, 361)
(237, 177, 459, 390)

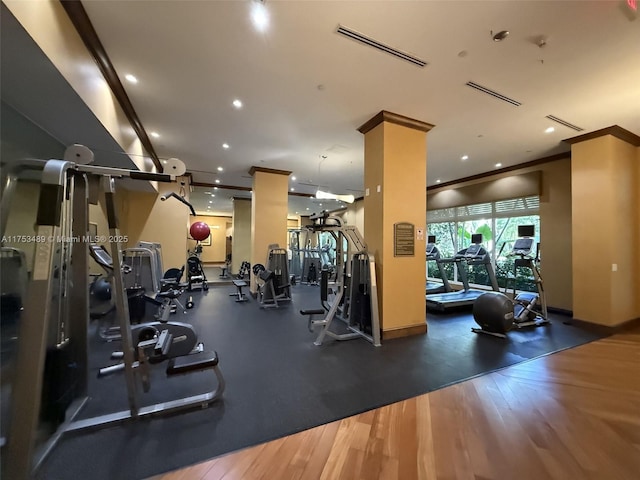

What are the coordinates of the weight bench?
(230, 279, 248, 302)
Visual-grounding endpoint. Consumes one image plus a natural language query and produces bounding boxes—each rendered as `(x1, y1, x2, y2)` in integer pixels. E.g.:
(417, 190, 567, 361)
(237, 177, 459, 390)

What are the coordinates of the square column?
(231, 197, 252, 274)
(249, 167, 291, 293)
(565, 126, 640, 327)
(358, 111, 434, 338)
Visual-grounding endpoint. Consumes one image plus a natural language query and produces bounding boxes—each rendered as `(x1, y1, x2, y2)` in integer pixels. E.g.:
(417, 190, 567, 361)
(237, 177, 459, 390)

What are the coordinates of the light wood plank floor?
(153, 328, 640, 480)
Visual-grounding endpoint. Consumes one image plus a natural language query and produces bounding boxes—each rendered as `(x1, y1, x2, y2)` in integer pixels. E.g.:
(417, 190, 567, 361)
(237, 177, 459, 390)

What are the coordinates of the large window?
(427, 196, 540, 292)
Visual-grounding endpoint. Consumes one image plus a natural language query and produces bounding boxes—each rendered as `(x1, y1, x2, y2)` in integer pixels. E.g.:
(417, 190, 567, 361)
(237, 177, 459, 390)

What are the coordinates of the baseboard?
(548, 306, 573, 316)
(564, 316, 640, 335)
(382, 323, 427, 340)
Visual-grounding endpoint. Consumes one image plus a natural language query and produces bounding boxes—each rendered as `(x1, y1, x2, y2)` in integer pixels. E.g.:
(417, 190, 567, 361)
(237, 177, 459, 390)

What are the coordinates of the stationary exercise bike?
(472, 225, 549, 338)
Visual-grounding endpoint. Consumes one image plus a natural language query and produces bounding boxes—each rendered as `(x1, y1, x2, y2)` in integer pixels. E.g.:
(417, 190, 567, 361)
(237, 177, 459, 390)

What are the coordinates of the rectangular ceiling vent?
(336, 25, 427, 67)
(545, 115, 584, 132)
(466, 81, 522, 106)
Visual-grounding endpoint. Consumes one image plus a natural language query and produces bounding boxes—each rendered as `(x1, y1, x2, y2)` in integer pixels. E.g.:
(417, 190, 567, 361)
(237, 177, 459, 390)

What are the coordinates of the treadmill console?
(512, 238, 534, 256)
(426, 235, 437, 258)
(464, 244, 483, 257)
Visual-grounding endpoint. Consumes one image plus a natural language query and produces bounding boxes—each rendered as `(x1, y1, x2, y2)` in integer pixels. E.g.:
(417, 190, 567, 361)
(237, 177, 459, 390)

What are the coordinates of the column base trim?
(565, 316, 640, 335)
(382, 323, 427, 340)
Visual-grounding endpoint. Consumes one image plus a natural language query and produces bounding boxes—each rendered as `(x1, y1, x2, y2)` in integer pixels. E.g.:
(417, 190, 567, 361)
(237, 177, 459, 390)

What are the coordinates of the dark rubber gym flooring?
(36, 277, 602, 480)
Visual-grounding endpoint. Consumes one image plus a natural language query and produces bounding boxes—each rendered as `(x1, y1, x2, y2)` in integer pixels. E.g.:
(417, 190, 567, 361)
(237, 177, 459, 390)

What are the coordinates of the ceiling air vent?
(336, 25, 427, 67)
(545, 115, 584, 132)
(466, 81, 522, 106)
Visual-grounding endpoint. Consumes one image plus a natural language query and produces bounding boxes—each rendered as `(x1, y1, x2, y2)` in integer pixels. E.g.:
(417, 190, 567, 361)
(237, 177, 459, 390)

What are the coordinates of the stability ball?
(190, 221, 210, 242)
(93, 277, 112, 301)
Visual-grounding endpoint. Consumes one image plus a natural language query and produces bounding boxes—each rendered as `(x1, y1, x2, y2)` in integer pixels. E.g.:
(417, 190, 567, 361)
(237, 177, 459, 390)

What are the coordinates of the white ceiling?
(4, 1, 640, 216)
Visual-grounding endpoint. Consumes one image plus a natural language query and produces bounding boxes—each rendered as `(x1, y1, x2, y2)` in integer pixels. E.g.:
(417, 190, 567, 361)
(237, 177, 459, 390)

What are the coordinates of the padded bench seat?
(230, 279, 248, 302)
(167, 350, 219, 375)
(300, 309, 325, 316)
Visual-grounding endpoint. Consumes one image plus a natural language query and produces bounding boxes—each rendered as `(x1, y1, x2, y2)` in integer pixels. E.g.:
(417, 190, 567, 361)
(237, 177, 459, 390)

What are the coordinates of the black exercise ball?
(473, 292, 514, 334)
(93, 278, 112, 301)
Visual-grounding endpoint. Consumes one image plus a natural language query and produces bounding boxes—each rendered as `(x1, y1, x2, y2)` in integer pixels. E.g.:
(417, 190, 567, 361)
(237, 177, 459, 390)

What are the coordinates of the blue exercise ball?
(93, 278, 112, 301)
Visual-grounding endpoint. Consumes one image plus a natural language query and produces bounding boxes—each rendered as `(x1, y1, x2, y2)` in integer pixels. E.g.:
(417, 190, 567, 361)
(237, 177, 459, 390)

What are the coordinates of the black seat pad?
(167, 350, 219, 375)
(300, 309, 325, 316)
(233, 280, 248, 287)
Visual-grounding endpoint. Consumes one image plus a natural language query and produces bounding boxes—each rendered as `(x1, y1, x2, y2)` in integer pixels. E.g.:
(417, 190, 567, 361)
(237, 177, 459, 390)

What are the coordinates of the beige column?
(231, 197, 252, 274)
(249, 167, 291, 293)
(566, 126, 640, 326)
(358, 111, 434, 339)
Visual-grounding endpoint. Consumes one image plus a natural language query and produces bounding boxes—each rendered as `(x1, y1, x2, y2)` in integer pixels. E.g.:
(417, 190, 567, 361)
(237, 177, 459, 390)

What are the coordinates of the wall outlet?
(365, 188, 370, 196)
(376, 185, 381, 193)
(612, 263, 618, 272)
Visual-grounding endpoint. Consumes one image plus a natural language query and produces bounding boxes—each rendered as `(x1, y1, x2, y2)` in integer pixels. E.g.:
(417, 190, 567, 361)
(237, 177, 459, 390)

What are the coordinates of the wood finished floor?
(153, 328, 640, 480)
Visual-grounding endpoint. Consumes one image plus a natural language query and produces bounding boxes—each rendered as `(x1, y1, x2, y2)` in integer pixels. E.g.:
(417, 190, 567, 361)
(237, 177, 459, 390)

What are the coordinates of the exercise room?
(1, 1, 639, 479)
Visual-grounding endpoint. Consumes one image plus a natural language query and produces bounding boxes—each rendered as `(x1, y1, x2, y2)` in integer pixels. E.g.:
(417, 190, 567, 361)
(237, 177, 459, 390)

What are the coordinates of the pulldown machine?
(253, 245, 292, 308)
(3, 147, 225, 480)
(299, 210, 381, 347)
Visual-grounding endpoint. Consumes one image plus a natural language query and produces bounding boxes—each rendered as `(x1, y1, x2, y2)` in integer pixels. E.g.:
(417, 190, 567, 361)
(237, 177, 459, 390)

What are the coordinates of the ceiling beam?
(59, 0, 162, 172)
(191, 181, 315, 198)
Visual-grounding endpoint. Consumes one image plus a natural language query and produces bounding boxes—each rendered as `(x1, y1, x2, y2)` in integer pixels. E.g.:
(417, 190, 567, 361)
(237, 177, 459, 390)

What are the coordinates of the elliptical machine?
(472, 225, 549, 338)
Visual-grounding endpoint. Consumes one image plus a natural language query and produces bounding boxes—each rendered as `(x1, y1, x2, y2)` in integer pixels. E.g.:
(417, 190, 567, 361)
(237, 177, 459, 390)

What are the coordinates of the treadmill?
(426, 233, 499, 311)
(425, 235, 452, 295)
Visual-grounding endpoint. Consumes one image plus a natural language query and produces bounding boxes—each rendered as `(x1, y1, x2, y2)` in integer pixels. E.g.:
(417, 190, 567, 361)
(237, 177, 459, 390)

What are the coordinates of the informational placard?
(394, 222, 415, 256)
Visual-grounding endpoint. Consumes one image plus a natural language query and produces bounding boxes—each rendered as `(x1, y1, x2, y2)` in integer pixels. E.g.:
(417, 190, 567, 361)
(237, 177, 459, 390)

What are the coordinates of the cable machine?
(3, 147, 225, 480)
(299, 210, 381, 347)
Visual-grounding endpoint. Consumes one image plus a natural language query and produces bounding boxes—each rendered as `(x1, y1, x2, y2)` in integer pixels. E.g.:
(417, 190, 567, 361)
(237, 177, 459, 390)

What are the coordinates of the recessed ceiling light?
(319, 203, 323, 206)
(217, 167, 224, 172)
(211, 194, 215, 197)
(290, 188, 295, 191)
(232, 99, 242, 109)
(209, 201, 213, 204)
(150, 131, 160, 138)
(495, 163, 502, 168)
(222, 143, 230, 149)
(306, 208, 309, 211)
(436, 179, 441, 183)
(204, 191, 211, 194)
(291, 176, 296, 181)
(125, 74, 138, 84)
(545, 127, 555, 133)
(461, 155, 469, 161)
(214, 186, 218, 190)
(215, 179, 221, 184)
(251, 2, 269, 32)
